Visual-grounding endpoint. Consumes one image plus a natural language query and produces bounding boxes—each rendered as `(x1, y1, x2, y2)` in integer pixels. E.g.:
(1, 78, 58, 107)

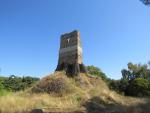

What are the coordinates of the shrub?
(0, 77, 6, 90)
(126, 78, 150, 97)
(87, 66, 107, 81)
(46, 77, 70, 94)
(108, 80, 120, 92)
(32, 75, 72, 96)
(3, 75, 39, 92)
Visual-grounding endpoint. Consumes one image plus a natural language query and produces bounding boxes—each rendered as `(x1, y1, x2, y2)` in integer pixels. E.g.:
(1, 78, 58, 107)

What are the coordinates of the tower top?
(61, 30, 79, 37)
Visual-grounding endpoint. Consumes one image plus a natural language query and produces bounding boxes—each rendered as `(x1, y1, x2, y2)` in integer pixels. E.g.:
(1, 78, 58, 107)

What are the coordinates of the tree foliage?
(110, 61, 150, 97)
(140, 0, 150, 5)
(121, 62, 150, 81)
(87, 65, 107, 81)
(127, 78, 150, 97)
(0, 77, 6, 90)
(1, 75, 39, 92)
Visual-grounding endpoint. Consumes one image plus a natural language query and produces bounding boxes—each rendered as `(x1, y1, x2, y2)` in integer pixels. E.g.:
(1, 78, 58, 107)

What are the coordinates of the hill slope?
(0, 72, 149, 113)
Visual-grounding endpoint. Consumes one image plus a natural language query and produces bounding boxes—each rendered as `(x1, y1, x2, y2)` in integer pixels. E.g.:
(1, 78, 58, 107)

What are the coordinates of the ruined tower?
(56, 30, 87, 76)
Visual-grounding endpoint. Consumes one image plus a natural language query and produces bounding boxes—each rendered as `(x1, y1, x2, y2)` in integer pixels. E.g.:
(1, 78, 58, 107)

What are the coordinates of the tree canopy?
(111, 61, 150, 97)
(0, 75, 39, 92)
(87, 65, 107, 81)
(140, 0, 150, 5)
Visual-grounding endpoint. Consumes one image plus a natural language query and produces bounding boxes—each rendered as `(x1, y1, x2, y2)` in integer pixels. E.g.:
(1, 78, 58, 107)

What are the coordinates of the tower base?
(55, 63, 87, 76)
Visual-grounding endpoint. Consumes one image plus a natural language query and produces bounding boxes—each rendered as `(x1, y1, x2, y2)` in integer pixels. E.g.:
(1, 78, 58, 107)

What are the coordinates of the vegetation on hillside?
(1, 62, 150, 98)
(1, 72, 149, 113)
(108, 62, 150, 97)
(0, 62, 150, 112)
(0, 75, 39, 94)
(86, 66, 108, 81)
(87, 63, 150, 97)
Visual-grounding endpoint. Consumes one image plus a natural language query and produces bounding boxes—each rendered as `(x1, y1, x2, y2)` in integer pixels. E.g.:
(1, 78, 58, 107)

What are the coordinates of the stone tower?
(56, 30, 87, 76)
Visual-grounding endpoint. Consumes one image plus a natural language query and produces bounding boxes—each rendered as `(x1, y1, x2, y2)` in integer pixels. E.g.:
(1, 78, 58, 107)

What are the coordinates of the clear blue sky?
(0, 0, 149, 79)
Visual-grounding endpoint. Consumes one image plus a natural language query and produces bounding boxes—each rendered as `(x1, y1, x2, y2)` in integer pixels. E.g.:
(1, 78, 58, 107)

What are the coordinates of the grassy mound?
(0, 72, 149, 113)
(32, 72, 73, 95)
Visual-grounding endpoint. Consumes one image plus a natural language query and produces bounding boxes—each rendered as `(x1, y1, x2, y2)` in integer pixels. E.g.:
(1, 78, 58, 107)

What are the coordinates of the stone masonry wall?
(56, 30, 87, 76)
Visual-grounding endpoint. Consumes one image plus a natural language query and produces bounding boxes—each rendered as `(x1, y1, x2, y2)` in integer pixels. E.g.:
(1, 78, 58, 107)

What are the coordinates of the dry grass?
(0, 92, 86, 113)
(0, 72, 149, 113)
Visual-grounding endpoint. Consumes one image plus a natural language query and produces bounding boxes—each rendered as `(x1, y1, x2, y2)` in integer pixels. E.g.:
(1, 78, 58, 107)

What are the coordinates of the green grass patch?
(0, 89, 12, 96)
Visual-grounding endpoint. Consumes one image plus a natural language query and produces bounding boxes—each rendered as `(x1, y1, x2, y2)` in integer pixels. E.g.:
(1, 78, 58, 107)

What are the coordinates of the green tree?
(126, 78, 150, 97)
(108, 80, 120, 92)
(87, 65, 107, 80)
(0, 77, 6, 90)
(0, 78, 4, 90)
(3, 75, 39, 92)
(121, 62, 150, 81)
(3, 75, 22, 91)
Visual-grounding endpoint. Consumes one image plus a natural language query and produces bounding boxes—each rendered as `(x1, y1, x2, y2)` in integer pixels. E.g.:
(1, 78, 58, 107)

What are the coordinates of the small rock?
(30, 109, 43, 113)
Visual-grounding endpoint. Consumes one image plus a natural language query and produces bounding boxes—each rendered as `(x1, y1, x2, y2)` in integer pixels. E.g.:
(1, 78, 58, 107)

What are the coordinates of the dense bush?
(108, 78, 130, 95)
(109, 61, 150, 97)
(126, 78, 150, 97)
(32, 74, 72, 95)
(1, 75, 39, 92)
(87, 66, 107, 81)
(108, 80, 120, 92)
(0, 77, 6, 90)
(0, 78, 4, 90)
(87, 63, 150, 97)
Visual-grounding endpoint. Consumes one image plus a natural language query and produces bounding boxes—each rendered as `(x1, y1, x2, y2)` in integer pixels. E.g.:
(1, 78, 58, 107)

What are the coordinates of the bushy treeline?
(0, 75, 39, 92)
(1, 63, 150, 97)
(87, 62, 150, 97)
(109, 62, 150, 97)
(87, 66, 108, 81)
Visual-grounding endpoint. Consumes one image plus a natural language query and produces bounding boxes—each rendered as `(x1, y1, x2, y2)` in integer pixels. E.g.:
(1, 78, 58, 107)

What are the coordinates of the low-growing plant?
(32, 73, 74, 96)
